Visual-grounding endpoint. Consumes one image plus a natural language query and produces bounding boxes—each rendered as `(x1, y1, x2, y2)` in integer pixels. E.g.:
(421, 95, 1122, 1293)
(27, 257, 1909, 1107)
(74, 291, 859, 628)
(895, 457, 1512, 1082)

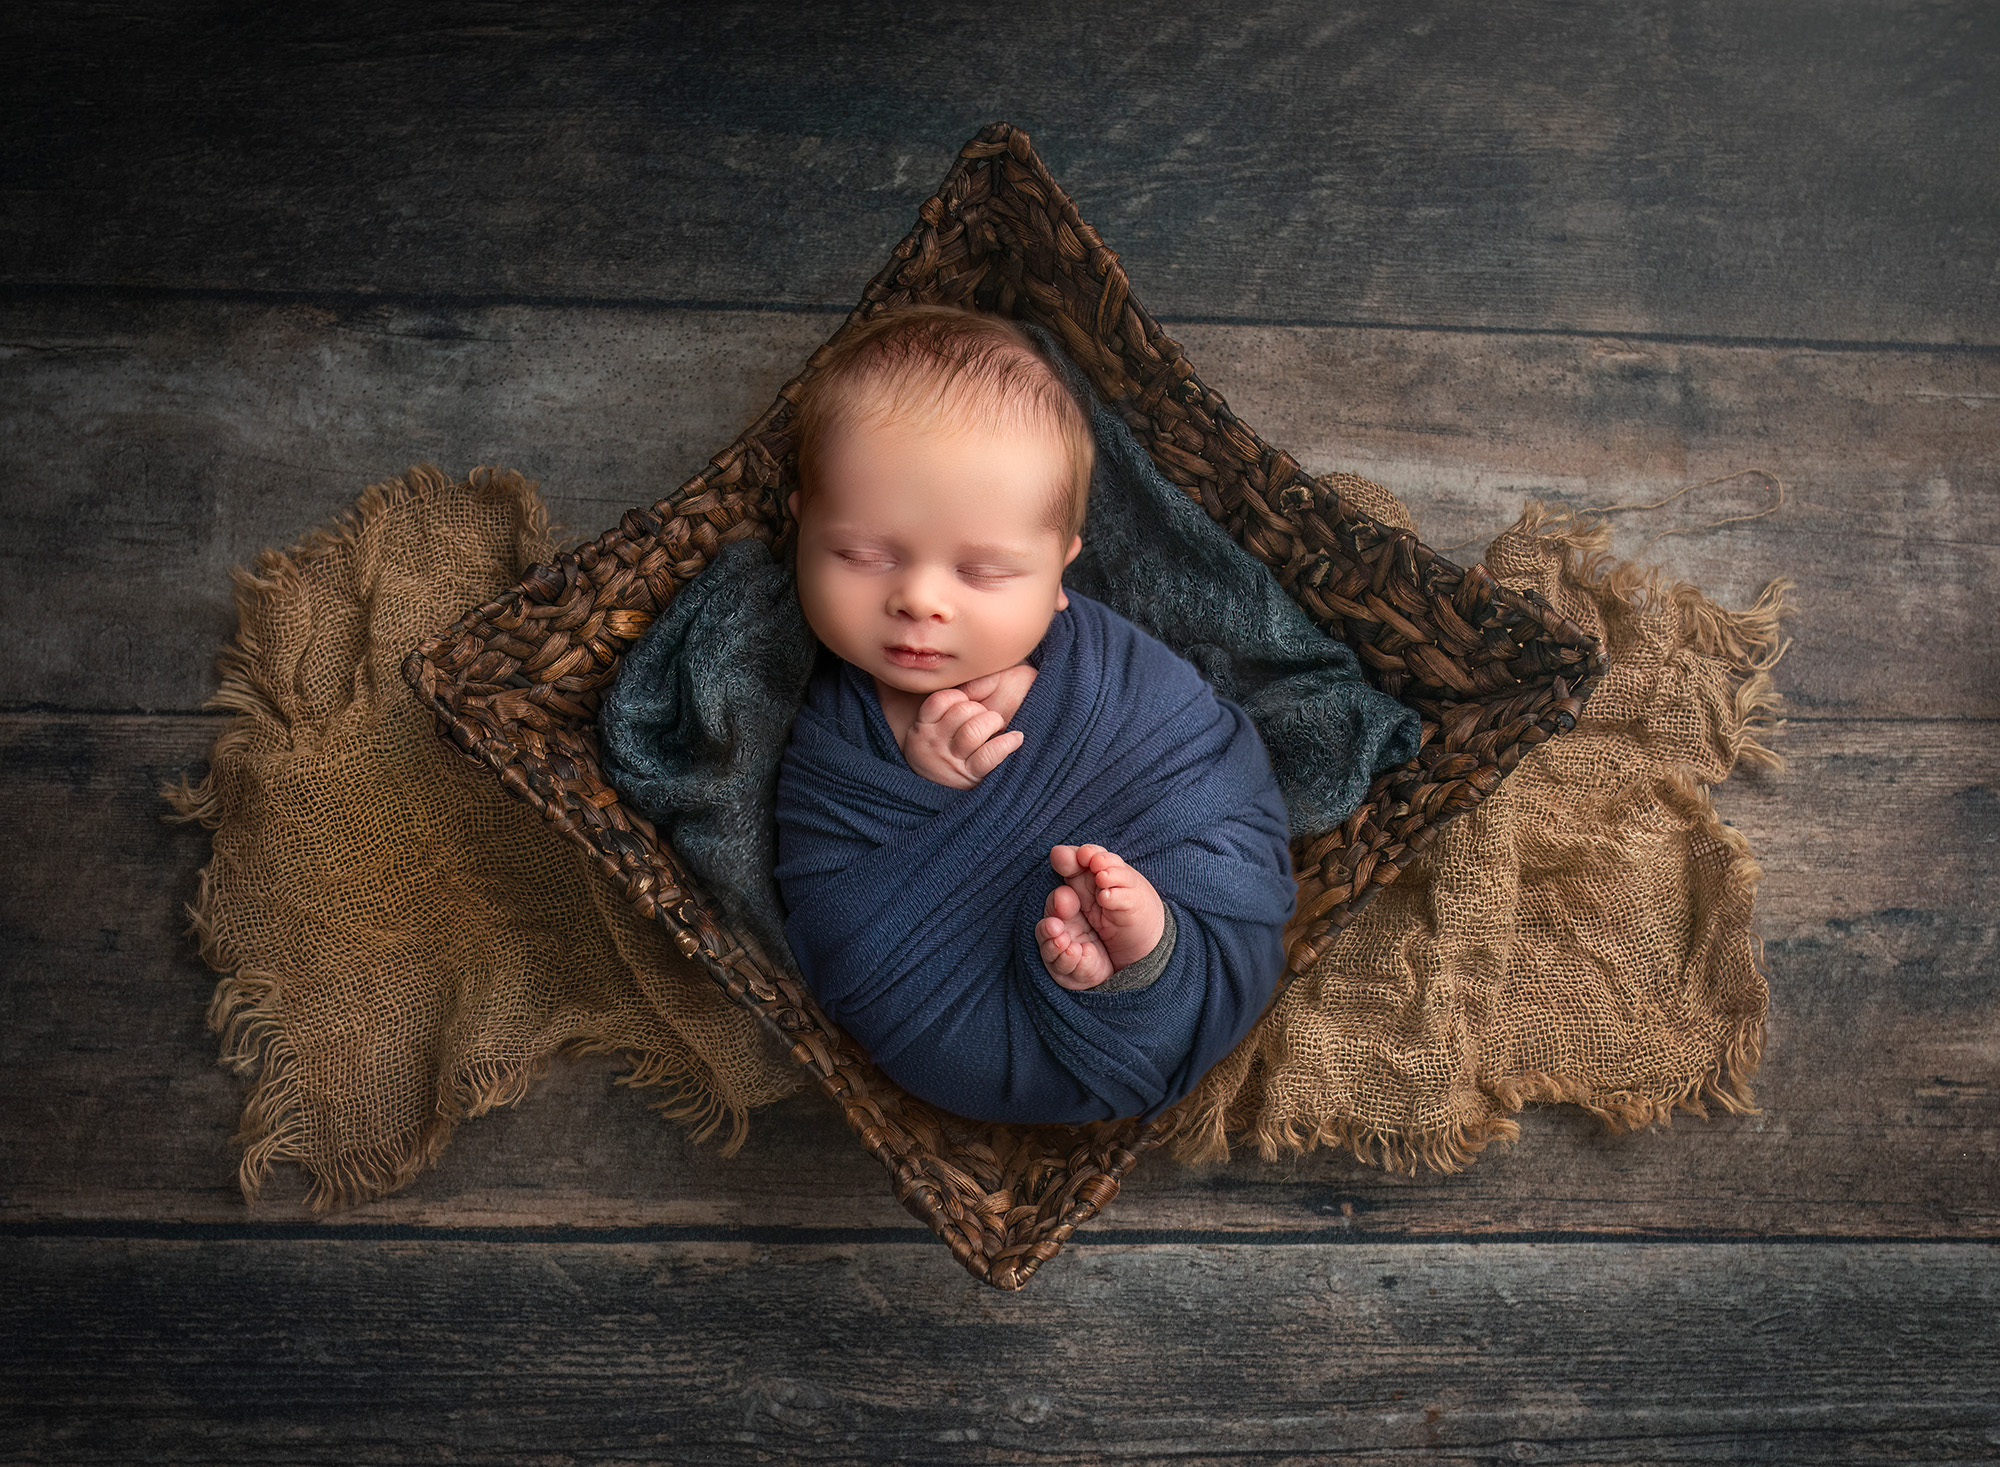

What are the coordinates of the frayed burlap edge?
(160, 465, 777, 1209)
(1158, 500, 1792, 1173)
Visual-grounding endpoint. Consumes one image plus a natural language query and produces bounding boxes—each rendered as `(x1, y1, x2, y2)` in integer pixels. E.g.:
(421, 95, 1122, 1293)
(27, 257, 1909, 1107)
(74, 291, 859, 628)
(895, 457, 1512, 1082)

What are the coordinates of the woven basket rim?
(401, 120, 1604, 1290)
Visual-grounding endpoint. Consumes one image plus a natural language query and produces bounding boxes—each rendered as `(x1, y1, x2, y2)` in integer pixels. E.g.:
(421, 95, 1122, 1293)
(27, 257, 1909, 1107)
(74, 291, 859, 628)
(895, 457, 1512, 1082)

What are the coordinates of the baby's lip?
(884, 644, 950, 667)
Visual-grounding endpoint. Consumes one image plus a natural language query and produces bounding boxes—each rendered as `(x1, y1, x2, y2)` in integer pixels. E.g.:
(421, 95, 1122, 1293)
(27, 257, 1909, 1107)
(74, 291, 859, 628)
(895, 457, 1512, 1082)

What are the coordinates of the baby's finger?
(948, 706, 1007, 757)
(966, 728, 1023, 779)
(916, 688, 967, 724)
(984, 663, 1038, 723)
(1048, 844, 1081, 877)
(1044, 881, 1080, 922)
(958, 670, 1003, 703)
(927, 702, 988, 754)
(931, 695, 986, 732)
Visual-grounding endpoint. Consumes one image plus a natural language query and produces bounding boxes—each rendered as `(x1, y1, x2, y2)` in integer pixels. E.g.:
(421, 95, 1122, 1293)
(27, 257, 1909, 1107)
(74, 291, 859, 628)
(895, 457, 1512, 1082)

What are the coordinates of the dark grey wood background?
(3, 3, 1996, 1462)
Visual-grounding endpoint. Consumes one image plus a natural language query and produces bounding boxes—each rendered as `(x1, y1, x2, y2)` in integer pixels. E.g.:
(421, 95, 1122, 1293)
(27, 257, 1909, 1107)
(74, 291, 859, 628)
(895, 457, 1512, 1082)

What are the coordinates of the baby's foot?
(1036, 844, 1168, 992)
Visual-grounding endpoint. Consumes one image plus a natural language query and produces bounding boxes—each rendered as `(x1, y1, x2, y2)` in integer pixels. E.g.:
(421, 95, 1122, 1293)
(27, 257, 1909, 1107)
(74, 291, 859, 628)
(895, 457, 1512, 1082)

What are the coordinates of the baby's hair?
(788, 304, 1095, 542)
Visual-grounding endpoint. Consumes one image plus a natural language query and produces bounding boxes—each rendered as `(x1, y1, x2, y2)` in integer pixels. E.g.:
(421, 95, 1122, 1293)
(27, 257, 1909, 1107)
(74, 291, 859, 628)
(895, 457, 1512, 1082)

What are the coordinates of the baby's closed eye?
(959, 564, 1021, 584)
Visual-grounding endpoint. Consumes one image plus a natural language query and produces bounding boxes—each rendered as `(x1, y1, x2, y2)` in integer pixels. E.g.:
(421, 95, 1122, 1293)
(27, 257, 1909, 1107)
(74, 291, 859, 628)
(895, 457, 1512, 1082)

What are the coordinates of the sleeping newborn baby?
(772, 304, 1299, 1125)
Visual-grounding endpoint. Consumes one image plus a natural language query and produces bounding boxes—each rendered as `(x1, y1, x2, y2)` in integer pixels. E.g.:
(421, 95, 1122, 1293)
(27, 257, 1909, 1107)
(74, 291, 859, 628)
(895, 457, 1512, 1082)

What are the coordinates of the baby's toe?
(1093, 850, 1136, 881)
(1038, 929, 1079, 975)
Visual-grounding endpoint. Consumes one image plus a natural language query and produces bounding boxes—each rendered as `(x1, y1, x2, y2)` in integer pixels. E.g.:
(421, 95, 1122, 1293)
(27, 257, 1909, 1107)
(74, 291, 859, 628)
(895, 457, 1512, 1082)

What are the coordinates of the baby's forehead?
(848, 371, 1060, 438)
(831, 484, 1040, 541)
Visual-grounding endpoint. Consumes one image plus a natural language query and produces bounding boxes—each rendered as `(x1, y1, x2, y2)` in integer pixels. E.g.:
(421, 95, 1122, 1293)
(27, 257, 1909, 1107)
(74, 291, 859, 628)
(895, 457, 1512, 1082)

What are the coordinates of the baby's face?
(790, 409, 1082, 699)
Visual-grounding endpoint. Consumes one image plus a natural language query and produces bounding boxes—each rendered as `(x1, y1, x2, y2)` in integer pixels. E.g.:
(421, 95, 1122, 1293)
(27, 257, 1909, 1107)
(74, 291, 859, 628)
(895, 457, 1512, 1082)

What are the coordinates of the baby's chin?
(870, 657, 1007, 694)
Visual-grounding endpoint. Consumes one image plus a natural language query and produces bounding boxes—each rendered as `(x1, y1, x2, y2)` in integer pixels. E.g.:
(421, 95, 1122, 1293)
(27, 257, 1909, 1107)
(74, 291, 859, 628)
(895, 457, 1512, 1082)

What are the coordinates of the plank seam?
(4, 1222, 1995, 1247)
(4, 282, 1997, 356)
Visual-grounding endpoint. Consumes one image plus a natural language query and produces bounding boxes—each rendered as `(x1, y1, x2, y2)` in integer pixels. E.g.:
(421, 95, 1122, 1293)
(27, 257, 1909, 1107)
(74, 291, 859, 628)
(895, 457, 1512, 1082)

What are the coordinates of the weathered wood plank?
(4, 301, 1996, 715)
(2, 1238, 1995, 1463)
(3, 712, 1991, 1238)
(7, 2, 1997, 342)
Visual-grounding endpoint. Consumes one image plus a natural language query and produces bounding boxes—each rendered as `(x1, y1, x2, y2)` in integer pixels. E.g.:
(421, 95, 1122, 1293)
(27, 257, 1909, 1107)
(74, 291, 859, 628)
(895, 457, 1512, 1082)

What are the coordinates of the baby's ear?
(787, 490, 802, 523)
(1054, 534, 1081, 610)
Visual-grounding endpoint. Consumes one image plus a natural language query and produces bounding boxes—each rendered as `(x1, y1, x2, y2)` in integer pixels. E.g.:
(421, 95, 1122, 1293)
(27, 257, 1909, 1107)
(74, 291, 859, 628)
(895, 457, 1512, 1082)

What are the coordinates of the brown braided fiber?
(400, 124, 1605, 1289)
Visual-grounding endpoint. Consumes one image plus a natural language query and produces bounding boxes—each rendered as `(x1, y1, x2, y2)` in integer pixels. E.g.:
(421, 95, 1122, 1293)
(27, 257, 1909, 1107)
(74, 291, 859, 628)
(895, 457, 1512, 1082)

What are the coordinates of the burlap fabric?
(165, 467, 798, 1205)
(1168, 477, 1786, 1167)
(168, 465, 1784, 1204)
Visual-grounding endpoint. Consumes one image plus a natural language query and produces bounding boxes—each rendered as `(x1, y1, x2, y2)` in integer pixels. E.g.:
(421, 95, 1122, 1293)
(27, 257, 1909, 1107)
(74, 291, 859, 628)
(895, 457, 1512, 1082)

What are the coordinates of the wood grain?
(7, 2, 1996, 343)
(6, 6, 1995, 1449)
(3, 712, 1990, 1239)
(3, 301, 1995, 715)
(3, 1238, 1996, 1463)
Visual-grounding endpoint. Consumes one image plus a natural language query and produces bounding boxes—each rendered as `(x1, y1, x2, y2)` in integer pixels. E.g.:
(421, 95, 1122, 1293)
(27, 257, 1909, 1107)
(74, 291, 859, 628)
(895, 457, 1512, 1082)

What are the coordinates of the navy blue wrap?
(773, 592, 1297, 1124)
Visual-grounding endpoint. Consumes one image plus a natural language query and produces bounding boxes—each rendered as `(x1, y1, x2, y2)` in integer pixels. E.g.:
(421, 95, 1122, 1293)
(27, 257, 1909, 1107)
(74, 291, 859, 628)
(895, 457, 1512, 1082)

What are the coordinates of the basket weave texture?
(403, 123, 1603, 1289)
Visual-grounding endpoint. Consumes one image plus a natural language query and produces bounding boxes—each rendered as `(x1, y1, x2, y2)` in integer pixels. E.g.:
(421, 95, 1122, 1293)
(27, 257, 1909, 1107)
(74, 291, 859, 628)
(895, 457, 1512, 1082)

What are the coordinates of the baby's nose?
(889, 570, 954, 621)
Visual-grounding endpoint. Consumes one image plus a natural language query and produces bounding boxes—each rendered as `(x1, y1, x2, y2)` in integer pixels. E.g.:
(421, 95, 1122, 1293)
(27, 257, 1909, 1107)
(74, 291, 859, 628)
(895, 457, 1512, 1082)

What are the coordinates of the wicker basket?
(403, 123, 1603, 1290)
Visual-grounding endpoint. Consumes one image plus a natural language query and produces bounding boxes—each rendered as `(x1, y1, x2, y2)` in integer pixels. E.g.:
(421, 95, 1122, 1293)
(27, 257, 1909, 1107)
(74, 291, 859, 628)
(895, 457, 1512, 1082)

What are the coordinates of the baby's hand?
(900, 663, 1037, 790)
(1037, 844, 1168, 992)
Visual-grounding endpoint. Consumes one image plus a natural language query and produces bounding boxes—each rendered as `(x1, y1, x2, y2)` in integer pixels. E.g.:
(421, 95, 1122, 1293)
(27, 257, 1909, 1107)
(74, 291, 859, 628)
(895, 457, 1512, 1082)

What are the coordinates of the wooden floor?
(4, 4, 1996, 1462)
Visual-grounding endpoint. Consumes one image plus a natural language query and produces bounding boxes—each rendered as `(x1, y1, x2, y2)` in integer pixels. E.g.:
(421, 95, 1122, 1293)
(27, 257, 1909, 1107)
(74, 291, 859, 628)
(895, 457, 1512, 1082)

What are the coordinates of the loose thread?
(1578, 467, 1787, 554)
(1434, 467, 1788, 560)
